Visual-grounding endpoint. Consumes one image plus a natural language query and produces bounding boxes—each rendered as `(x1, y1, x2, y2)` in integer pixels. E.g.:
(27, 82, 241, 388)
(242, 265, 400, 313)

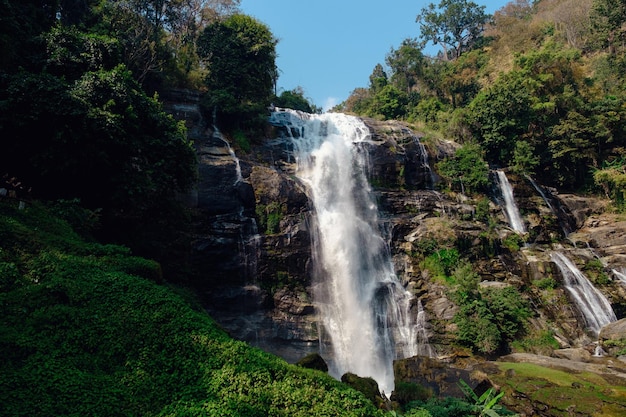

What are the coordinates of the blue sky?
(240, 0, 511, 111)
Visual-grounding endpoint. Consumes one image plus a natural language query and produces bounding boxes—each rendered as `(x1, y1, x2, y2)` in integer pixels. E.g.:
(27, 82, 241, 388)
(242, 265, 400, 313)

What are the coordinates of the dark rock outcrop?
(163, 93, 626, 415)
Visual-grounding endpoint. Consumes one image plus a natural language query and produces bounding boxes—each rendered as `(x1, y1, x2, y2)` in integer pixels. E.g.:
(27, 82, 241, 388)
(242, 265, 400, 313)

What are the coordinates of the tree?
(436, 142, 489, 194)
(466, 71, 534, 165)
(274, 87, 317, 113)
(416, 0, 491, 60)
(370, 84, 408, 120)
(369, 63, 388, 92)
(197, 13, 277, 128)
(385, 38, 425, 94)
(511, 140, 539, 176)
(589, 0, 626, 54)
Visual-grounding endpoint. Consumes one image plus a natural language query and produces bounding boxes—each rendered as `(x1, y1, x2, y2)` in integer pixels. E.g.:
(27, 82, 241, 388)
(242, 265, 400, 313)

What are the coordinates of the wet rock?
(393, 355, 492, 398)
(296, 353, 328, 372)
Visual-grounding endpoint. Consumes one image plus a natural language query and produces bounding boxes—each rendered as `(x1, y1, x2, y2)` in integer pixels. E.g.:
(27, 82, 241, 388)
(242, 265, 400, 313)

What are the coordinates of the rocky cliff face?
(164, 91, 626, 409)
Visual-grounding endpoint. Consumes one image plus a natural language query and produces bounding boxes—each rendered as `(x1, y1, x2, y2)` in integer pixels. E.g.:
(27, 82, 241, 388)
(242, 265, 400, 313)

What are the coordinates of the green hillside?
(0, 199, 385, 416)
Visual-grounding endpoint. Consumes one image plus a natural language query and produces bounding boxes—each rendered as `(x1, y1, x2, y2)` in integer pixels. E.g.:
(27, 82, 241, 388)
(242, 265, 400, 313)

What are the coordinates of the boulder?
(599, 318, 626, 355)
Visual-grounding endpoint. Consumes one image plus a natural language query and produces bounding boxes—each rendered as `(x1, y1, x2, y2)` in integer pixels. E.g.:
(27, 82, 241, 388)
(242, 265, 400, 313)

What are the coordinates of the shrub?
(391, 381, 433, 405)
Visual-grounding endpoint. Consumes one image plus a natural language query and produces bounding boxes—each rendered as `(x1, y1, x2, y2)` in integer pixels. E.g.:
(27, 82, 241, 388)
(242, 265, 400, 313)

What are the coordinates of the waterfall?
(414, 300, 436, 357)
(212, 107, 243, 185)
(276, 108, 419, 395)
(613, 268, 626, 286)
(550, 251, 617, 336)
(525, 175, 573, 236)
(494, 170, 526, 233)
(414, 136, 435, 189)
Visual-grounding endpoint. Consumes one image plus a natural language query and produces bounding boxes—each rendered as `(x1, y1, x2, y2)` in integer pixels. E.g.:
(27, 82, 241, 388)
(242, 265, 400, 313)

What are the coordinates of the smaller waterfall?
(414, 137, 436, 189)
(414, 300, 436, 357)
(495, 170, 526, 233)
(526, 175, 573, 236)
(213, 126, 243, 185)
(613, 268, 626, 286)
(550, 251, 617, 336)
(212, 107, 243, 185)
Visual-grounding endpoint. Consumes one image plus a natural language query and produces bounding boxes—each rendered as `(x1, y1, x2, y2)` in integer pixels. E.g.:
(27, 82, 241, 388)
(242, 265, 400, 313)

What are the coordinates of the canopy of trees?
(0, 0, 257, 271)
(338, 0, 626, 207)
(197, 13, 278, 129)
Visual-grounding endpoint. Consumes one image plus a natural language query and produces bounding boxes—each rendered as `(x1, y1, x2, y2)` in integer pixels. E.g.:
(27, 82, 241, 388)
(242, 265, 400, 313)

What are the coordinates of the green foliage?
(233, 129, 252, 153)
(457, 379, 516, 417)
(511, 141, 539, 176)
(423, 248, 461, 282)
(414, 97, 446, 124)
(466, 71, 534, 164)
(0, 201, 387, 417)
(501, 233, 524, 252)
(0, 50, 197, 271)
(198, 14, 277, 129)
(475, 197, 490, 223)
(255, 202, 284, 234)
(583, 258, 610, 285)
(369, 85, 409, 120)
(416, 0, 491, 60)
(451, 263, 531, 354)
(533, 277, 558, 290)
(274, 87, 317, 113)
(405, 396, 475, 417)
(391, 381, 433, 405)
(385, 38, 425, 94)
(511, 329, 560, 355)
(603, 338, 626, 355)
(593, 157, 626, 210)
(436, 142, 489, 194)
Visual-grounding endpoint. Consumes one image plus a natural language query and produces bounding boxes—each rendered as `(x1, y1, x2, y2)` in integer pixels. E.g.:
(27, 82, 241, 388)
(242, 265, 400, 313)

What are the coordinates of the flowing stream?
(274, 109, 421, 395)
(495, 170, 526, 233)
(550, 251, 617, 336)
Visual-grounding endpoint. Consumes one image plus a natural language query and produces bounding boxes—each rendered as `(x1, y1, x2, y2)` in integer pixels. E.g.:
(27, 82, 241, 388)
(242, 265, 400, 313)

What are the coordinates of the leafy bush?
(451, 263, 532, 354)
(406, 396, 475, 417)
(422, 248, 460, 283)
(255, 202, 283, 234)
(391, 381, 433, 405)
(511, 329, 560, 355)
(233, 129, 251, 153)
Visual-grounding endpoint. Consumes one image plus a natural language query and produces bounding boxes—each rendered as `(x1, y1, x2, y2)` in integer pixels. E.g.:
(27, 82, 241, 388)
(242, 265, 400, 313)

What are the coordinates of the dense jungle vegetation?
(1, 0, 626, 415)
(338, 0, 626, 209)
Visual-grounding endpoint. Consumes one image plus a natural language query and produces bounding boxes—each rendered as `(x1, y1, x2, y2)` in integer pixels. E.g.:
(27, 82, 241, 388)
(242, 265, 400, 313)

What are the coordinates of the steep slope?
(0, 199, 386, 416)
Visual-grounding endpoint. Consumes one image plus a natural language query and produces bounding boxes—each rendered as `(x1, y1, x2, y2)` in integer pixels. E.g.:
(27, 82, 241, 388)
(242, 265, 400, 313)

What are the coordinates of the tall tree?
(589, 0, 626, 54)
(416, 0, 491, 60)
(368, 63, 388, 92)
(385, 38, 425, 94)
(197, 13, 277, 128)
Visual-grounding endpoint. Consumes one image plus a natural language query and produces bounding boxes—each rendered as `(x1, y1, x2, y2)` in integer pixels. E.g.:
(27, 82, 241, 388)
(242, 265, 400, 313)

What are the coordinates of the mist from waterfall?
(495, 170, 526, 233)
(277, 109, 420, 395)
(550, 251, 617, 336)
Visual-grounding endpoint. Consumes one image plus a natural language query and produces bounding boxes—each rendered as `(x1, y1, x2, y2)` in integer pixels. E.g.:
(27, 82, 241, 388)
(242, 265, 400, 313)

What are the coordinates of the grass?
(0, 199, 387, 417)
(488, 362, 626, 417)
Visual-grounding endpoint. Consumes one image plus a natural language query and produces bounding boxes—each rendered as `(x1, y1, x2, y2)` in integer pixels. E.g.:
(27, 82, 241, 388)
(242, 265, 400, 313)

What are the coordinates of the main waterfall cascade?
(550, 251, 617, 336)
(494, 170, 526, 233)
(271, 109, 425, 395)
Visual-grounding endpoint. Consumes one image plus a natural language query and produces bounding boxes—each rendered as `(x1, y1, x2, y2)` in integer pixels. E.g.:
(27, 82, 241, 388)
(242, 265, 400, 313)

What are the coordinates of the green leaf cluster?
(450, 263, 532, 355)
(436, 142, 489, 194)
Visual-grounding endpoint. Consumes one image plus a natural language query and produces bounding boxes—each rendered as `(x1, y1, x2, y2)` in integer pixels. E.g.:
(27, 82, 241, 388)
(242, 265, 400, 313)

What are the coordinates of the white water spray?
(278, 109, 420, 395)
(550, 251, 617, 336)
(495, 170, 526, 233)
